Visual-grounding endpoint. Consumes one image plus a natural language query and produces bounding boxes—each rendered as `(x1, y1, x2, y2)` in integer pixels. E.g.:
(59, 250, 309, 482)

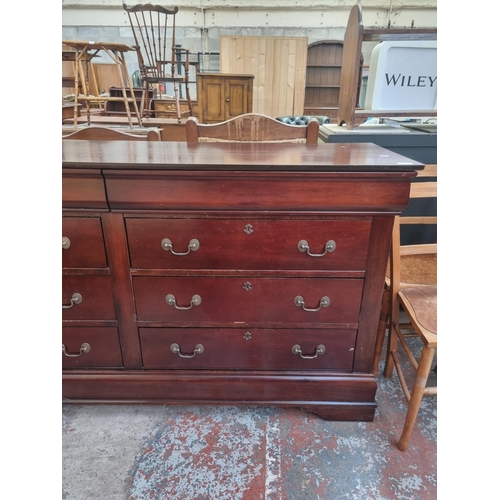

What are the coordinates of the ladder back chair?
(185, 114, 319, 143)
(62, 126, 161, 141)
(373, 163, 437, 451)
(123, 3, 193, 123)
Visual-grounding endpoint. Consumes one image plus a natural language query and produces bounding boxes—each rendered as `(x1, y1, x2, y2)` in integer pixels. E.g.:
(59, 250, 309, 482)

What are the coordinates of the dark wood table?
(62, 141, 421, 421)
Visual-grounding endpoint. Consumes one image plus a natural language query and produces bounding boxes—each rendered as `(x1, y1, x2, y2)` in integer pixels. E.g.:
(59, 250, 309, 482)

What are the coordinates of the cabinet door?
(200, 76, 225, 123)
(225, 78, 251, 120)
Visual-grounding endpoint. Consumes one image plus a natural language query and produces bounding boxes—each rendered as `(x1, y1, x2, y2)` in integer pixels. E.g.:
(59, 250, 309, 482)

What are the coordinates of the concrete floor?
(62, 337, 437, 500)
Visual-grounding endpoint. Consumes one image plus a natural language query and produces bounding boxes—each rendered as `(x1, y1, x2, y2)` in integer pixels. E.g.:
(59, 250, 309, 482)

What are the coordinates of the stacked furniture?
(123, 3, 194, 123)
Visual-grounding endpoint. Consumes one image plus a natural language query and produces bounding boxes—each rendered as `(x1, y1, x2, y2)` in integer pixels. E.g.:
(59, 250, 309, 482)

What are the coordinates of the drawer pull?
(62, 292, 83, 309)
(292, 344, 326, 359)
(62, 342, 91, 357)
(166, 293, 202, 310)
(62, 236, 71, 249)
(298, 239, 336, 257)
(161, 238, 199, 255)
(170, 343, 204, 358)
(294, 295, 330, 311)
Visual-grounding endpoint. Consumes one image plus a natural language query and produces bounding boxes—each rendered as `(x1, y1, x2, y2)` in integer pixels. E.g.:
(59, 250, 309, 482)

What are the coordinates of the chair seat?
(398, 285, 437, 340)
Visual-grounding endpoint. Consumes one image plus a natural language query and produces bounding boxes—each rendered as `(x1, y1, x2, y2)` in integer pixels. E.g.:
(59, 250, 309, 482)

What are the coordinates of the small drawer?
(133, 276, 363, 325)
(62, 168, 108, 210)
(140, 327, 356, 370)
(62, 327, 123, 368)
(62, 276, 116, 321)
(62, 217, 107, 268)
(126, 218, 371, 271)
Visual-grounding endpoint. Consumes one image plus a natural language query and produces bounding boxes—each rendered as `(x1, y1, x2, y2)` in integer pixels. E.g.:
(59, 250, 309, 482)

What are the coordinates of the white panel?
(364, 41, 437, 110)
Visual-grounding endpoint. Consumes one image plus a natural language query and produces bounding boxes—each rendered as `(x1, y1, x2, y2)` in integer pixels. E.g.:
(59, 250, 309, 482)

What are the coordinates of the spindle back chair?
(123, 3, 193, 122)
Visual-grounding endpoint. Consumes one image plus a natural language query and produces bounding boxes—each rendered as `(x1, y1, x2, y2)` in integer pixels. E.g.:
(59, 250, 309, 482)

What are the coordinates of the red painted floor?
(63, 340, 437, 499)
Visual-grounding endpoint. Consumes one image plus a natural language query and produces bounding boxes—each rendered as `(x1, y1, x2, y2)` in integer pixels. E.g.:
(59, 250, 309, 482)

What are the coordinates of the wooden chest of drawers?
(62, 140, 421, 421)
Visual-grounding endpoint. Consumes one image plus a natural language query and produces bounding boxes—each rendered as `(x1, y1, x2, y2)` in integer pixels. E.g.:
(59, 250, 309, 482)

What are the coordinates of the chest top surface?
(62, 141, 423, 173)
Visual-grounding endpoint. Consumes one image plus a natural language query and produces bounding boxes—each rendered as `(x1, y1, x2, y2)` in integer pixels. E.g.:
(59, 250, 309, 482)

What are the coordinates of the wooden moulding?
(62, 370, 378, 422)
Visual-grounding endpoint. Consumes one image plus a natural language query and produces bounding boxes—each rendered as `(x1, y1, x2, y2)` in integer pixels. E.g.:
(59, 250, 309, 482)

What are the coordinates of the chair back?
(390, 164, 437, 292)
(185, 114, 319, 144)
(123, 3, 184, 83)
(62, 126, 161, 141)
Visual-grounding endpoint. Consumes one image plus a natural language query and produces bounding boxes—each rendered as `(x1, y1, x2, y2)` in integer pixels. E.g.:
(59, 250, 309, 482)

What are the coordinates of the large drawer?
(62, 327, 123, 368)
(62, 217, 107, 269)
(62, 276, 116, 320)
(133, 277, 363, 324)
(126, 218, 371, 271)
(140, 327, 356, 370)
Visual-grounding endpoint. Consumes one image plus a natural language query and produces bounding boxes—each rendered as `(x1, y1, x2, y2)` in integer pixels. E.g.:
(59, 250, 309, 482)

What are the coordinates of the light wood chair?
(123, 3, 193, 123)
(185, 114, 319, 143)
(373, 163, 437, 451)
(62, 126, 161, 141)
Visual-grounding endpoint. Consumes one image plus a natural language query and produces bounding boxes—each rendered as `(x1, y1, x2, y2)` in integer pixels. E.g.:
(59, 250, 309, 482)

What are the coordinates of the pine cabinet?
(196, 73, 254, 123)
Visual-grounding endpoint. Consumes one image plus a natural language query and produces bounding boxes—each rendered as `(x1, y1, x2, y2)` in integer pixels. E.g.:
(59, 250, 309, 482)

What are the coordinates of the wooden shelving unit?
(337, 4, 437, 129)
(304, 40, 363, 121)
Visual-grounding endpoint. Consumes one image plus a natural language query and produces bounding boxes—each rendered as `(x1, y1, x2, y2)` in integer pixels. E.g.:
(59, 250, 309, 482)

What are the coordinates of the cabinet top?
(62, 141, 423, 173)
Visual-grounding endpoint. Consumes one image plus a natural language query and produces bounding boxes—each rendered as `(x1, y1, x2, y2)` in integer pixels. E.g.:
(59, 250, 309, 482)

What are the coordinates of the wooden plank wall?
(220, 36, 308, 118)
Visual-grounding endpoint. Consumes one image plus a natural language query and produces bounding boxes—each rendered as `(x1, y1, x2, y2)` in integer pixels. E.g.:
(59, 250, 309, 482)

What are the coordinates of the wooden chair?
(62, 126, 161, 141)
(373, 164, 437, 451)
(185, 114, 319, 143)
(123, 3, 193, 123)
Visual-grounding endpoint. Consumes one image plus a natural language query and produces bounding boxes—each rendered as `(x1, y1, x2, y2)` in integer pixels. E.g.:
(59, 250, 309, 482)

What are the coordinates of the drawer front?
(62, 168, 107, 209)
(62, 276, 116, 320)
(62, 327, 123, 368)
(126, 218, 371, 271)
(133, 277, 363, 324)
(140, 328, 356, 370)
(62, 217, 107, 268)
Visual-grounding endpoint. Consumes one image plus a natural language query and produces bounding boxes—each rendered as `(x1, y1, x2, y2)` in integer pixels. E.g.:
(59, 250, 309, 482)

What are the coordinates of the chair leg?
(139, 86, 146, 119)
(383, 320, 398, 378)
(173, 81, 182, 123)
(372, 286, 390, 376)
(397, 344, 435, 451)
(185, 81, 193, 117)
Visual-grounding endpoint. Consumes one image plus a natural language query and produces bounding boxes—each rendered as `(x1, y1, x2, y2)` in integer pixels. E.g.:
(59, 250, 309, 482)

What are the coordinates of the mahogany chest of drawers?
(62, 140, 421, 421)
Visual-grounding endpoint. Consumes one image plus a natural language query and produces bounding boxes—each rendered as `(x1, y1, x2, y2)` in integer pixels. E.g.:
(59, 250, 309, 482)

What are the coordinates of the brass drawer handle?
(166, 294, 202, 310)
(161, 238, 199, 256)
(294, 295, 330, 312)
(170, 343, 204, 358)
(62, 342, 91, 357)
(62, 236, 71, 249)
(292, 344, 326, 359)
(62, 292, 83, 309)
(298, 239, 336, 257)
